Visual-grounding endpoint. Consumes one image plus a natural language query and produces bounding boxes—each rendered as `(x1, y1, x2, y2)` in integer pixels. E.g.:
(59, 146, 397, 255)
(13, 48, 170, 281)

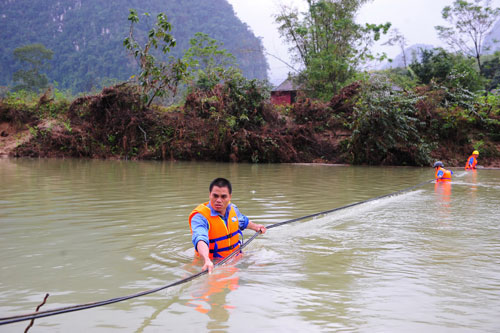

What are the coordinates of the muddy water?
(1, 159, 499, 332)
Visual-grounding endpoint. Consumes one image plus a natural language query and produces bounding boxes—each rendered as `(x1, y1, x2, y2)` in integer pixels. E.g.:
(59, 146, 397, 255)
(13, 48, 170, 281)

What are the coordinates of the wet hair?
(209, 178, 232, 194)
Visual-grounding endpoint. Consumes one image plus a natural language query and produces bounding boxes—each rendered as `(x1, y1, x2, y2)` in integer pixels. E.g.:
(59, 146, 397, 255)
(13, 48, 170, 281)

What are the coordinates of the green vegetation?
(409, 48, 485, 91)
(348, 78, 432, 166)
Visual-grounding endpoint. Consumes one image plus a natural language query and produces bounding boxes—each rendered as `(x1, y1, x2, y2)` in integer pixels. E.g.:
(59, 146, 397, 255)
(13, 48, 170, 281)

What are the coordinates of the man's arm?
(191, 213, 214, 273)
(196, 240, 214, 274)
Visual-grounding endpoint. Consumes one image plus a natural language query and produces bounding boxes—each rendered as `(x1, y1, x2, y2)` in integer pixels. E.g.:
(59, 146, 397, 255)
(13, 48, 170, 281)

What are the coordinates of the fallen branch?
(24, 293, 49, 333)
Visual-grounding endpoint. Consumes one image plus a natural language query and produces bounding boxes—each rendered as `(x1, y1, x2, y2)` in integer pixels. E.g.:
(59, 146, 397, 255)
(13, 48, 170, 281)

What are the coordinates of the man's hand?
(248, 221, 267, 234)
(196, 241, 214, 274)
(202, 258, 214, 274)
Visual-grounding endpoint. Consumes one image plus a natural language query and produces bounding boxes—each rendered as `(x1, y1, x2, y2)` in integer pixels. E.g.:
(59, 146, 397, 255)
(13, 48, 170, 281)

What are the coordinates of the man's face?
(209, 185, 231, 215)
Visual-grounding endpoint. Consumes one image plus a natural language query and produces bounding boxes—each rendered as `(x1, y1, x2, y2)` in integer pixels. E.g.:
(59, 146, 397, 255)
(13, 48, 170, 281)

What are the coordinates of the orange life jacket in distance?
(465, 155, 477, 170)
(435, 167, 452, 182)
(189, 202, 241, 259)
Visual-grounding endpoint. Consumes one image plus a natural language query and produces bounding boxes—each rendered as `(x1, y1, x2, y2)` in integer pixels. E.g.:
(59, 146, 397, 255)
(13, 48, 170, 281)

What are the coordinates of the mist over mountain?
(484, 19, 500, 54)
(382, 44, 435, 69)
(382, 17, 500, 70)
(0, 0, 269, 92)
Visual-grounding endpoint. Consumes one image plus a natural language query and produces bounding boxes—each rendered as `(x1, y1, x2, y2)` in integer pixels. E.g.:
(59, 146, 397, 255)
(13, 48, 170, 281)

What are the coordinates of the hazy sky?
(227, 0, 500, 86)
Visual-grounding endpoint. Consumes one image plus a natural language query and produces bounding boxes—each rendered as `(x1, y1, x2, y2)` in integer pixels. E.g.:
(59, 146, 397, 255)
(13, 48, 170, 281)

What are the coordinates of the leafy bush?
(224, 75, 271, 129)
(184, 74, 272, 131)
(347, 78, 431, 166)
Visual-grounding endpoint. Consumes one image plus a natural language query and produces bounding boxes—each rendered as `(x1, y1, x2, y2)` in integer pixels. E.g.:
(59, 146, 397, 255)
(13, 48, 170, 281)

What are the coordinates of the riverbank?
(0, 84, 348, 163)
(1, 83, 499, 167)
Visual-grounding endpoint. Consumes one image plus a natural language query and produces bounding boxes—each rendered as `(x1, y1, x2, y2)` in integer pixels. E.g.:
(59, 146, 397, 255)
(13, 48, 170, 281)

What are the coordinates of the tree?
(123, 9, 187, 107)
(182, 32, 240, 91)
(275, 0, 390, 99)
(383, 28, 409, 67)
(435, 0, 500, 74)
(12, 43, 53, 92)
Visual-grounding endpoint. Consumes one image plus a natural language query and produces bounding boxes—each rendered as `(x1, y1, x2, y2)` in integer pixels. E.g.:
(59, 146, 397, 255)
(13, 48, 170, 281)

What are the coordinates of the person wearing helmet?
(434, 161, 453, 181)
(465, 150, 479, 170)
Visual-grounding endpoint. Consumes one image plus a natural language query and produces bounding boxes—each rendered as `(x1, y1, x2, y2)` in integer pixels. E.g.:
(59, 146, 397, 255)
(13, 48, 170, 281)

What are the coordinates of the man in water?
(465, 150, 479, 170)
(189, 177, 266, 273)
(434, 161, 453, 181)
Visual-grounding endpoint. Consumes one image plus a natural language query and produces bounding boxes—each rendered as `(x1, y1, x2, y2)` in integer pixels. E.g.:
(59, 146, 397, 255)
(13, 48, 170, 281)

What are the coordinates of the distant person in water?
(434, 161, 453, 182)
(465, 150, 479, 170)
(188, 177, 266, 273)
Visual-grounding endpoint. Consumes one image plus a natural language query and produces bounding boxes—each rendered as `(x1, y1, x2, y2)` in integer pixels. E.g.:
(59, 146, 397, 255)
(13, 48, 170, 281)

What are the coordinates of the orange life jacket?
(189, 202, 241, 259)
(435, 167, 452, 182)
(465, 155, 477, 170)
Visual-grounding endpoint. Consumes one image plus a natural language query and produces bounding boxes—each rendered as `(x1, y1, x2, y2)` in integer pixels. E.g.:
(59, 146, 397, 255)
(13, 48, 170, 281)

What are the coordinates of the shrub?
(348, 77, 431, 166)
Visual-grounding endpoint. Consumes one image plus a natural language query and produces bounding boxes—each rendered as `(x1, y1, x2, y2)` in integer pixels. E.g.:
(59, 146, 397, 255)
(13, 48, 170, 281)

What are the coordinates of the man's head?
(209, 178, 232, 214)
(473, 150, 479, 156)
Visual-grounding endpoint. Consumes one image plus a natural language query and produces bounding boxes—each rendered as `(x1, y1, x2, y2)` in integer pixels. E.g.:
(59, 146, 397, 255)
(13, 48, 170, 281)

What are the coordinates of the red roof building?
(270, 78, 300, 105)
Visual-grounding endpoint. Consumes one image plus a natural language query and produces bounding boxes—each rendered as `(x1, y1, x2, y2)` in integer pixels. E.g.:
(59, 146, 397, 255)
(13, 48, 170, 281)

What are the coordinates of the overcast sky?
(227, 0, 500, 86)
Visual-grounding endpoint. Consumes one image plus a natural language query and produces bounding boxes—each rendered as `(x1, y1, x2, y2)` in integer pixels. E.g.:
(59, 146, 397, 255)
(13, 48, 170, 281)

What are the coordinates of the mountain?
(0, 0, 269, 92)
(382, 44, 435, 69)
(484, 19, 500, 54)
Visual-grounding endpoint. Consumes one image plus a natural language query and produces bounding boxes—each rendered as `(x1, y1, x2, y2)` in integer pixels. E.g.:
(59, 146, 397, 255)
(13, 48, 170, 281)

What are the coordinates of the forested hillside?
(0, 0, 268, 92)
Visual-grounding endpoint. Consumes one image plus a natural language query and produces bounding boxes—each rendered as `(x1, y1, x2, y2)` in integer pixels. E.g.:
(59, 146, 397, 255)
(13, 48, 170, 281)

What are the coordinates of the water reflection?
(434, 181, 452, 219)
(186, 256, 241, 331)
(467, 169, 478, 196)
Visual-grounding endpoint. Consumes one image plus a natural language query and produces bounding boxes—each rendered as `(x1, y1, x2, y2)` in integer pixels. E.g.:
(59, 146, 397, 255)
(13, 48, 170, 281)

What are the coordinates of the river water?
(1, 159, 499, 332)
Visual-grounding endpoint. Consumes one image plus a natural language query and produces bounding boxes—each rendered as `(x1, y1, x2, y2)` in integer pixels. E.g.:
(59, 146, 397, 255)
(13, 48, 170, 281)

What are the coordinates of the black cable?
(0, 179, 434, 326)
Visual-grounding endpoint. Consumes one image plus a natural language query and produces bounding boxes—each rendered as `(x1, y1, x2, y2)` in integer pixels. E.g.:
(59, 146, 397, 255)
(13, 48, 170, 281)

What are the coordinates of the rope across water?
(0, 179, 434, 326)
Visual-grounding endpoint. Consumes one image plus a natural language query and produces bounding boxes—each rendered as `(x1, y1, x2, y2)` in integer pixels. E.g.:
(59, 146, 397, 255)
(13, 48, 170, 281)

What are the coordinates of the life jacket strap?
(209, 230, 241, 243)
(209, 241, 241, 254)
(212, 242, 223, 258)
